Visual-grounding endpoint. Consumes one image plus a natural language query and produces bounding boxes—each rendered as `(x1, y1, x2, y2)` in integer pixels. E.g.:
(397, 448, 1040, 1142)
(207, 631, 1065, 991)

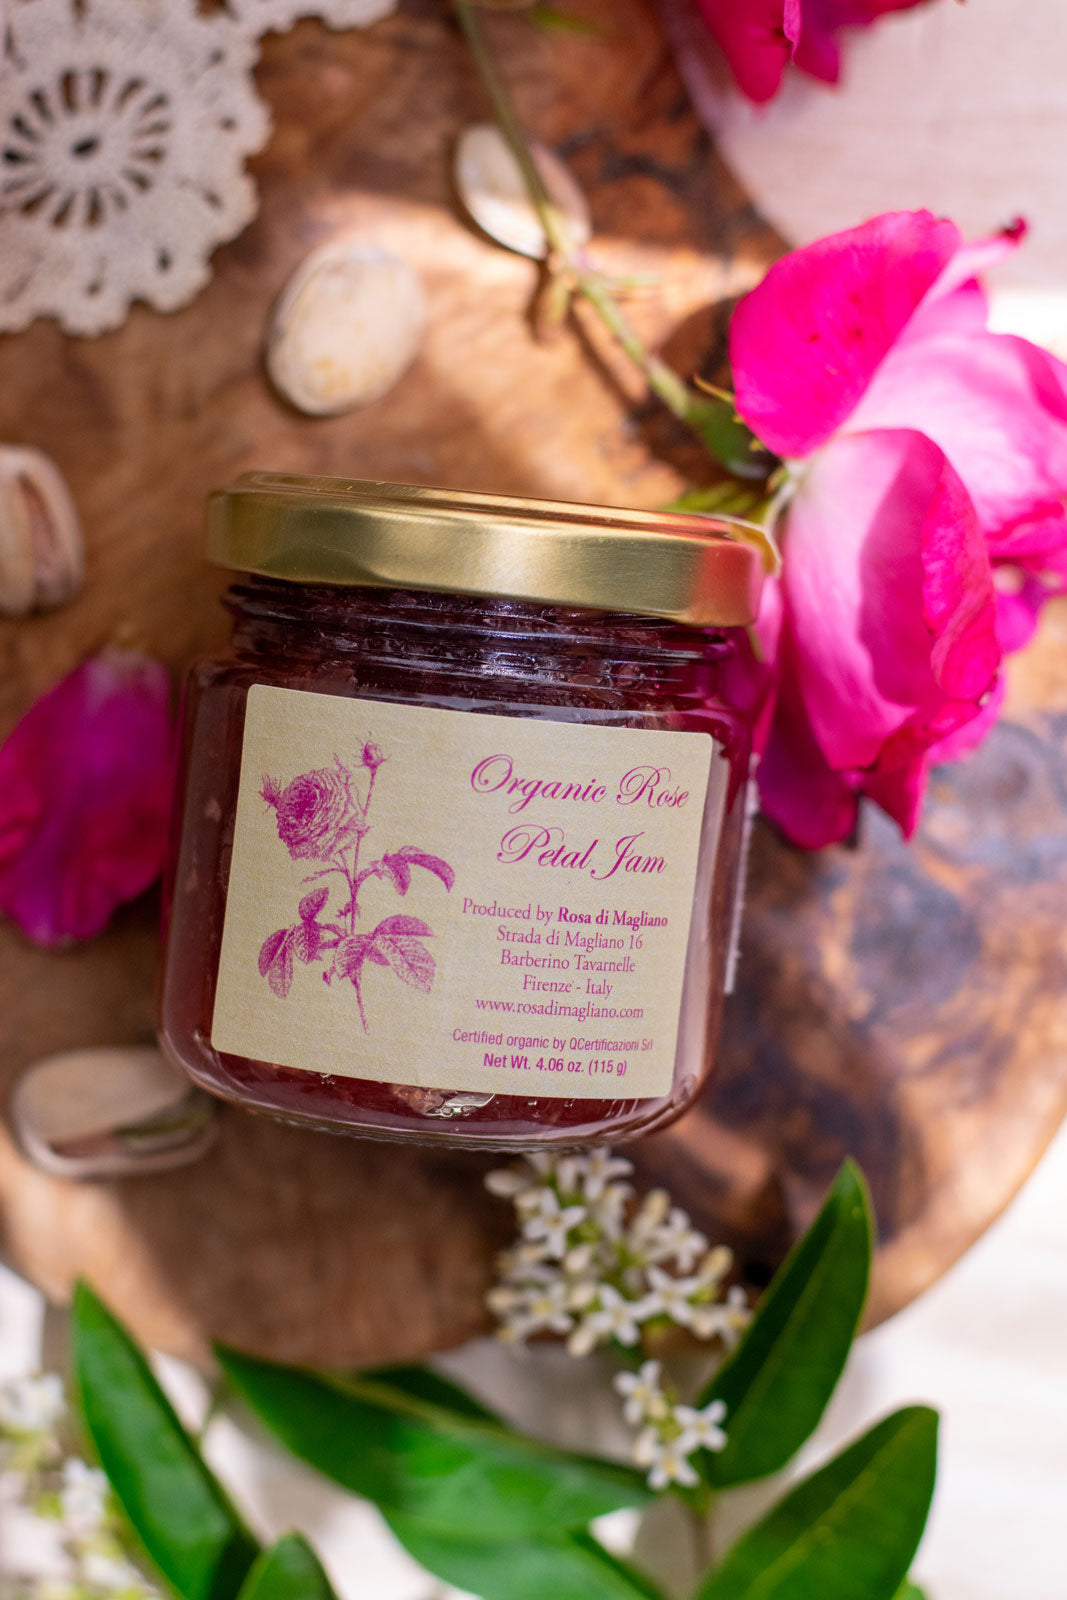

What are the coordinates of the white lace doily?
(0, 0, 396, 336)
(226, 0, 397, 37)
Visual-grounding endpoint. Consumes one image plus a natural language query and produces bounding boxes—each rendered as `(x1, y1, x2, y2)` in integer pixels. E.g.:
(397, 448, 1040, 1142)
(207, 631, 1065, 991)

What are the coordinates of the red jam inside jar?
(159, 475, 766, 1149)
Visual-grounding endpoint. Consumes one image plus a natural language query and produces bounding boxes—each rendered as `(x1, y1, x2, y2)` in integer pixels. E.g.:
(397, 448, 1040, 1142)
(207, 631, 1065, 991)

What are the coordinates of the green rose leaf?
(217, 1348, 649, 1539)
(700, 1159, 872, 1487)
(72, 1282, 259, 1600)
(693, 1406, 939, 1600)
(386, 1516, 666, 1600)
(236, 1535, 339, 1600)
(894, 1584, 928, 1600)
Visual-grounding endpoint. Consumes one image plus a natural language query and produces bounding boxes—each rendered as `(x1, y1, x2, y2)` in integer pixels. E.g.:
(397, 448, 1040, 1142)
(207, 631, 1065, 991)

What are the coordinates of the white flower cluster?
(0, 1375, 66, 1441)
(616, 1361, 727, 1489)
(484, 1148, 751, 1488)
(0, 1374, 158, 1600)
(486, 1150, 750, 1354)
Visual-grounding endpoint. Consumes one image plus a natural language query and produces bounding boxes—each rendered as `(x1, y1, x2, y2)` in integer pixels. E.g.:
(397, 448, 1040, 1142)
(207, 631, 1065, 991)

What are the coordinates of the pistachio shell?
(11, 1046, 217, 1179)
(266, 241, 426, 416)
(0, 445, 84, 619)
(454, 123, 592, 260)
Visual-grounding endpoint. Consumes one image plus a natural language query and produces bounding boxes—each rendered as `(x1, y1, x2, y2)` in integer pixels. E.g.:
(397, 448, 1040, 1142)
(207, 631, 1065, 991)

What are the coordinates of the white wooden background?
(707, 0, 1067, 358)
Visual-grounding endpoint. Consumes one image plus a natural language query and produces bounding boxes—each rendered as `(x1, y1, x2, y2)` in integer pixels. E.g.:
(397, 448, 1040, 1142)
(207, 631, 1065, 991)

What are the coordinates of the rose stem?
(452, 0, 761, 479)
(346, 763, 379, 932)
(337, 851, 359, 936)
(352, 969, 369, 1032)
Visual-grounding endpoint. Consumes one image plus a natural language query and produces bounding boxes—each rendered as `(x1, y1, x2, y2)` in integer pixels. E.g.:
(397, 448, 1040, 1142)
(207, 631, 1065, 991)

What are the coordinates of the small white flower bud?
(564, 1242, 595, 1275)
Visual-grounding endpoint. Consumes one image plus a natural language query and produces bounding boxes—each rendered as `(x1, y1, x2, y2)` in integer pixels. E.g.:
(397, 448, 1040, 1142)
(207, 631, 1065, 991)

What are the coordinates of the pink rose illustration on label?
(257, 742, 454, 1030)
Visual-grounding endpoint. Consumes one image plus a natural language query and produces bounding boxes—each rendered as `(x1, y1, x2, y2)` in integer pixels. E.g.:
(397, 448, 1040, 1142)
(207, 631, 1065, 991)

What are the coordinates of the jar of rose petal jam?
(159, 474, 767, 1149)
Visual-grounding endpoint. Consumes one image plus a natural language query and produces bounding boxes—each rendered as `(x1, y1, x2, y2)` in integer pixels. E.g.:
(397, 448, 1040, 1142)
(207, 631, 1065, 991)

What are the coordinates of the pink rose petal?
(850, 329, 1067, 544)
(0, 650, 174, 947)
(861, 747, 928, 838)
(993, 579, 1045, 653)
(991, 563, 1062, 656)
(756, 627, 861, 848)
(729, 209, 1064, 846)
(904, 280, 990, 343)
(791, 2, 940, 91)
(787, 0, 842, 83)
(926, 675, 1005, 765)
(758, 668, 938, 847)
(988, 512, 1067, 649)
(695, 0, 931, 103)
(731, 210, 961, 457)
(718, 604, 780, 761)
(693, 0, 792, 103)
(781, 428, 998, 771)
(921, 218, 1026, 309)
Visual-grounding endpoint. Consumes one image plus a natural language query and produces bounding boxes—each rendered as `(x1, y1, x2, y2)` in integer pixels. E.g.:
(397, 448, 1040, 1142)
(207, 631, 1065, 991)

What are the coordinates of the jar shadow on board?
(158, 475, 768, 1150)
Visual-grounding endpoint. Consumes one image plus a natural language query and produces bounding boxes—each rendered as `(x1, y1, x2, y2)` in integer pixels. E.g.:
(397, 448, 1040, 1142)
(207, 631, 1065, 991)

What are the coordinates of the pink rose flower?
(729, 210, 1067, 847)
(694, 0, 931, 104)
(262, 758, 359, 860)
(0, 650, 174, 947)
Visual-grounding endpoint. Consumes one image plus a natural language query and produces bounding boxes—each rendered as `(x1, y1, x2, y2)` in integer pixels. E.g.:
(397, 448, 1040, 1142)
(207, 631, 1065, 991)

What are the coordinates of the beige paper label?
(211, 685, 721, 1099)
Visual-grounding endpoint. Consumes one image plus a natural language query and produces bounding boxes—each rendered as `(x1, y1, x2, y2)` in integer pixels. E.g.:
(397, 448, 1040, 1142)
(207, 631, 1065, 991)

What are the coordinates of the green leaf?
(700, 1160, 872, 1487)
(237, 1535, 338, 1600)
(386, 1516, 666, 1600)
(362, 1364, 499, 1424)
(682, 393, 769, 483)
(72, 1283, 259, 1600)
(894, 1584, 928, 1600)
(693, 1407, 938, 1600)
(217, 1348, 649, 1539)
(663, 484, 765, 520)
(328, 1366, 664, 1600)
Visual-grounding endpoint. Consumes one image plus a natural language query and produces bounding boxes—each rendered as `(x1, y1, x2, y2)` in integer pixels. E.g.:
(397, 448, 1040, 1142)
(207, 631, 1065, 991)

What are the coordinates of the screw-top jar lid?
(206, 473, 765, 626)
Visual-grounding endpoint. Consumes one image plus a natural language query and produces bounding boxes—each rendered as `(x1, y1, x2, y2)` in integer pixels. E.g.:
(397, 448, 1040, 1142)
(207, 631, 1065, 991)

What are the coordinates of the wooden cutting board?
(1, 0, 1064, 1365)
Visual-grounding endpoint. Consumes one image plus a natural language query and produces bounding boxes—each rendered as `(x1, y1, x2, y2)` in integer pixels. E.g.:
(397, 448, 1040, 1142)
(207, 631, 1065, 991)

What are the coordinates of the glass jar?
(159, 475, 767, 1149)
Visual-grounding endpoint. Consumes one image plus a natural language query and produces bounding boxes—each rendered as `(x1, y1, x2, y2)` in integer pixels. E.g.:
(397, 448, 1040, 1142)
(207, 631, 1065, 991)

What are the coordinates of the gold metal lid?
(206, 473, 765, 626)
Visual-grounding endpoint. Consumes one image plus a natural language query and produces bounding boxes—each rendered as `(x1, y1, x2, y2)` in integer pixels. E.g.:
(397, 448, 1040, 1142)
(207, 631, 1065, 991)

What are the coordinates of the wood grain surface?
(0, 0, 1064, 1365)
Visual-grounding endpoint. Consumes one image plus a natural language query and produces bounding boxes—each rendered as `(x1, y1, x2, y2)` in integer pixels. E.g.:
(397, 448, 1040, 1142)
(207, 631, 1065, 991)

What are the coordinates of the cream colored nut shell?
(454, 123, 591, 260)
(11, 1046, 216, 1179)
(0, 445, 84, 618)
(266, 242, 426, 416)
